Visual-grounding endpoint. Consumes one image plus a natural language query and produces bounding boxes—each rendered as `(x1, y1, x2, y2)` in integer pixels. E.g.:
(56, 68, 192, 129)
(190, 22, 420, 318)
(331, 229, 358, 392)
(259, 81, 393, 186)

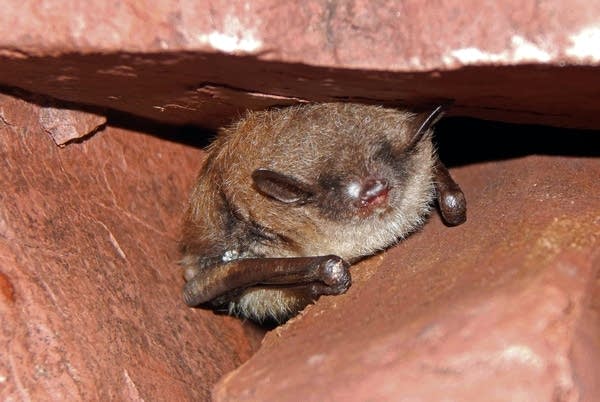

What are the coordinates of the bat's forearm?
(183, 255, 351, 307)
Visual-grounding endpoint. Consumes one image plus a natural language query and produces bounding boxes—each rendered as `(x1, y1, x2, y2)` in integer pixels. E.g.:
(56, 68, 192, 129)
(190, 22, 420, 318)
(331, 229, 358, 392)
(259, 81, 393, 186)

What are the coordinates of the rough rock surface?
(2, 0, 599, 66)
(0, 93, 261, 401)
(214, 152, 600, 401)
(1, 1, 599, 401)
(38, 104, 106, 146)
(1, 0, 600, 131)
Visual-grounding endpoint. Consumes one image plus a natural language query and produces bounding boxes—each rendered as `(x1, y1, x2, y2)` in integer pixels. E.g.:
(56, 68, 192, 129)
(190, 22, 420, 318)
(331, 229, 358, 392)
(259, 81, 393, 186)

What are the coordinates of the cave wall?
(215, 151, 600, 402)
(1, 0, 600, 132)
(1, 1, 599, 401)
(0, 93, 260, 401)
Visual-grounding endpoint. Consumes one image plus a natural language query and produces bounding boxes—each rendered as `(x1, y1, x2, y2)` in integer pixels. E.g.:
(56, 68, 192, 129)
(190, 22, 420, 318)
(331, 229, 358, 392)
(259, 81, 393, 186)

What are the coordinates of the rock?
(0, 93, 261, 401)
(214, 152, 600, 401)
(0, 1, 599, 400)
(0, 1, 599, 130)
(38, 105, 106, 146)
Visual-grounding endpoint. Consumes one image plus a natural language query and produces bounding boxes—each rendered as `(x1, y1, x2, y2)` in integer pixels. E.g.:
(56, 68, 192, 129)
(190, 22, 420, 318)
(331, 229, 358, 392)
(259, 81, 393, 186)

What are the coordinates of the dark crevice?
(110, 109, 600, 168)
(106, 109, 216, 149)
(435, 116, 600, 168)
(109, 109, 600, 169)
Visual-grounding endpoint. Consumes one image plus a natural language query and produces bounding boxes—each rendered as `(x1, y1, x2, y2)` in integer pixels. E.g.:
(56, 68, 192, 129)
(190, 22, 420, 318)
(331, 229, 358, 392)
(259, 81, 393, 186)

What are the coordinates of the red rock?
(214, 155, 600, 401)
(0, 1, 599, 400)
(38, 105, 106, 146)
(0, 93, 261, 401)
(0, 1, 599, 130)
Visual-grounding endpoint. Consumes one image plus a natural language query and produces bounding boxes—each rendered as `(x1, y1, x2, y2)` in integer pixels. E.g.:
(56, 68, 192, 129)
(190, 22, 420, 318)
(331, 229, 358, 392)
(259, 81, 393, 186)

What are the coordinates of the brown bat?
(180, 103, 466, 323)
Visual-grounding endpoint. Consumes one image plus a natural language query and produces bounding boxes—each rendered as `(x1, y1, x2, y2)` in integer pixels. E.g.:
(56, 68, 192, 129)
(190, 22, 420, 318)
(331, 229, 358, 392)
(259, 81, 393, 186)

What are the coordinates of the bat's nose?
(359, 178, 389, 204)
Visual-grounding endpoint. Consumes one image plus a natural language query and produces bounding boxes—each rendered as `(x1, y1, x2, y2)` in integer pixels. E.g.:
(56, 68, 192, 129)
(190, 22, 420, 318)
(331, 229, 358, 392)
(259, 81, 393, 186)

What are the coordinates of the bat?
(179, 102, 466, 323)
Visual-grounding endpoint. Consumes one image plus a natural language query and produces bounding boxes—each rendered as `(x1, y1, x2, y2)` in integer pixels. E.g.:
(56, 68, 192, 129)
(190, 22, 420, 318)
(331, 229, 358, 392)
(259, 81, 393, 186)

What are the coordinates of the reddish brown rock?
(214, 155, 600, 401)
(0, 1, 599, 400)
(2, 0, 599, 66)
(0, 93, 261, 401)
(1, 92, 107, 145)
(38, 105, 106, 146)
(1, 1, 600, 130)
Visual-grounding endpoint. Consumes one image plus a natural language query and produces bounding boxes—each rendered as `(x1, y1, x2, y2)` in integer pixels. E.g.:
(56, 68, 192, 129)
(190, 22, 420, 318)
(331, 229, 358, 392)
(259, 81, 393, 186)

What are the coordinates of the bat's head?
(251, 103, 446, 224)
(198, 102, 451, 259)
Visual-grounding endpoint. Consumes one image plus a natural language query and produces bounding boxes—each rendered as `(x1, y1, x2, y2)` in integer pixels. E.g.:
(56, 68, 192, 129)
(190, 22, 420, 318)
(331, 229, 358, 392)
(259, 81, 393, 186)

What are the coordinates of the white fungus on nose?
(346, 181, 362, 198)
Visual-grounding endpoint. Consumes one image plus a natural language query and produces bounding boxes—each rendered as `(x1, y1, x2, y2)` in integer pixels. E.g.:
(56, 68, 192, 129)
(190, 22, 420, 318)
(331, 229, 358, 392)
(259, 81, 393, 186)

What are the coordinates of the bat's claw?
(439, 189, 467, 226)
(312, 256, 351, 296)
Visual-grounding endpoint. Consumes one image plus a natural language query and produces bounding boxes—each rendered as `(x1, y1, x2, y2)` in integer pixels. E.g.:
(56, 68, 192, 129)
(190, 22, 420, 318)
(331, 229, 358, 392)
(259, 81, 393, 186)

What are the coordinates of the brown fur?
(180, 103, 439, 322)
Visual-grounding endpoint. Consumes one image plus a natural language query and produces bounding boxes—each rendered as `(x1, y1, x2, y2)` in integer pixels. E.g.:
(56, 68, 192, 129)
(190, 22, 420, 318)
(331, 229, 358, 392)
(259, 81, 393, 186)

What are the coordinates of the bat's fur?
(180, 103, 440, 322)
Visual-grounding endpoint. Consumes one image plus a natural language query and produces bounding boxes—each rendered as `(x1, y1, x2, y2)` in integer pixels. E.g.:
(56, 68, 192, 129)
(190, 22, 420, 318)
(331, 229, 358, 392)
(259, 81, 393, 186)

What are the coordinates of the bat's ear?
(406, 102, 452, 149)
(252, 168, 315, 205)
